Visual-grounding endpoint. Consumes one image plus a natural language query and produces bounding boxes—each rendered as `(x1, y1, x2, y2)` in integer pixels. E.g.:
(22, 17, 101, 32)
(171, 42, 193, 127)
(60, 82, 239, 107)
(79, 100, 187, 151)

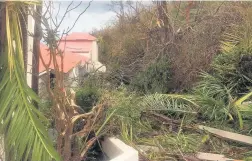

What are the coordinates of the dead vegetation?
(96, 2, 246, 91)
(7, 1, 252, 161)
(100, 87, 252, 160)
(34, 1, 252, 161)
(86, 2, 252, 160)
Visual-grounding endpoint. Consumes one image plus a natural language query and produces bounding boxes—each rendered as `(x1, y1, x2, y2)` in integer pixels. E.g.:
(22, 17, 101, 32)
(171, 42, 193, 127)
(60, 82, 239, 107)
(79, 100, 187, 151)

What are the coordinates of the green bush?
(211, 48, 252, 96)
(75, 87, 100, 112)
(102, 87, 150, 137)
(131, 57, 173, 94)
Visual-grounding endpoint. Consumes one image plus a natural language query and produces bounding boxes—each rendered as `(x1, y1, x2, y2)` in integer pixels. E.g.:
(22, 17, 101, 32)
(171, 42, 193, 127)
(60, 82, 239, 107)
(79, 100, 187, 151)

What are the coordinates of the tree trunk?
(32, 4, 42, 95)
(19, 6, 28, 74)
(0, 2, 5, 53)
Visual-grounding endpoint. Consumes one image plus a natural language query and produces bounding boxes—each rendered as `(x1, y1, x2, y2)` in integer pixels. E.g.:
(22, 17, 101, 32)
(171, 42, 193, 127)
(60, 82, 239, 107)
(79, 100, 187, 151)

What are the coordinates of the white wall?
(102, 137, 138, 161)
(66, 67, 79, 88)
(86, 61, 106, 73)
(87, 41, 106, 72)
(26, 9, 35, 87)
(38, 64, 88, 98)
(91, 41, 98, 62)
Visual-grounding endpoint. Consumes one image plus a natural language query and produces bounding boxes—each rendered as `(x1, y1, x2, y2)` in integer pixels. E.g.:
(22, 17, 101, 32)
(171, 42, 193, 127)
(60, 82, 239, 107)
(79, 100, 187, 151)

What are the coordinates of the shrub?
(75, 86, 100, 112)
(131, 57, 173, 94)
(101, 86, 149, 138)
(211, 47, 252, 96)
(193, 73, 232, 121)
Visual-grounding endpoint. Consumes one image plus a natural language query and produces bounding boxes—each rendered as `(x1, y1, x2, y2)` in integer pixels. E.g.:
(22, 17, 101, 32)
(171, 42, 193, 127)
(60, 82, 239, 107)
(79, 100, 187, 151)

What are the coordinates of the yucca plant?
(193, 72, 252, 129)
(141, 72, 252, 129)
(193, 72, 234, 121)
(213, 6, 252, 96)
(202, 7, 252, 128)
(0, 2, 60, 161)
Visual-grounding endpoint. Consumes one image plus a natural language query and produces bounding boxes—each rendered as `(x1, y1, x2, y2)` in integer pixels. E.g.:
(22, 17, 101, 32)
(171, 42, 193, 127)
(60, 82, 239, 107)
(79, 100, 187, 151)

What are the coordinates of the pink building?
(39, 32, 105, 94)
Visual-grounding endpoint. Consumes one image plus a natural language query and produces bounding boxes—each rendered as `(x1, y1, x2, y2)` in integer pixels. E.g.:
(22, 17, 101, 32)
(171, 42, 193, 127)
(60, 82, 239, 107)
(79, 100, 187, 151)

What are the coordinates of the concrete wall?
(26, 7, 35, 87)
(38, 72, 49, 100)
(102, 137, 138, 161)
(38, 64, 89, 99)
(65, 66, 80, 88)
(64, 63, 89, 88)
(86, 61, 106, 73)
(91, 40, 98, 62)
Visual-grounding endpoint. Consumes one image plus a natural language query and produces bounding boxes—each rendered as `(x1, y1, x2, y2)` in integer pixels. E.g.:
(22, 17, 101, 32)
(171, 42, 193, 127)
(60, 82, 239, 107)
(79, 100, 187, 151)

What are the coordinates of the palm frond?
(0, 3, 60, 161)
(194, 72, 233, 101)
(193, 72, 235, 121)
(220, 8, 252, 54)
(140, 93, 199, 114)
(233, 91, 252, 129)
(220, 32, 240, 54)
(235, 91, 252, 107)
(196, 94, 230, 121)
(194, 72, 247, 127)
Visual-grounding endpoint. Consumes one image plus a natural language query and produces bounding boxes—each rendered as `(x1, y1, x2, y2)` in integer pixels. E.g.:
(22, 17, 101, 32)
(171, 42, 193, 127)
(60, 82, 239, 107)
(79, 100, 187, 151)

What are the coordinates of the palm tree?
(0, 2, 60, 161)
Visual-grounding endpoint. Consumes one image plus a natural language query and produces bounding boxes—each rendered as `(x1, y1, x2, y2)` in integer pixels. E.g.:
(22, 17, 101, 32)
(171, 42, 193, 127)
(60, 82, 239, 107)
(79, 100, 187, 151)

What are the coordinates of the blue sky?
(43, 1, 117, 33)
(43, 1, 153, 33)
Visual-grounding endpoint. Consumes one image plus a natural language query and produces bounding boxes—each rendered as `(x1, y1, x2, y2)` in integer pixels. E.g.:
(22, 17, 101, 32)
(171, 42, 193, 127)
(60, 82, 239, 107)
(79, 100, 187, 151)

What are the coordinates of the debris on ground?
(199, 125, 252, 146)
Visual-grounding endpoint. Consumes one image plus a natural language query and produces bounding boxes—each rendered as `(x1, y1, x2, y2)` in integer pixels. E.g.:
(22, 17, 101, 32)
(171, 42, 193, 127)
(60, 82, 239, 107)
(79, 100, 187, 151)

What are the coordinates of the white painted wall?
(91, 41, 98, 62)
(87, 61, 106, 73)
(26, 9, 35, 87)
(66, 66, 79, 88)
(38, 64, 88, 99)
(102, 137, 138, 161)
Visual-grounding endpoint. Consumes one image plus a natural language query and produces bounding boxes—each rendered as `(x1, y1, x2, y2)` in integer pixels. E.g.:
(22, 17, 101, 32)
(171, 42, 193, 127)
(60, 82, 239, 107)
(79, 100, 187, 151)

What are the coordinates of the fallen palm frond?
(194, 72, 247, 128)
(137, 133, 203, 159)
(140, 93, 199, 115)
(140, 72, 252, 129)
(0, 2, 60, 161)
(102, 86, 252, 160)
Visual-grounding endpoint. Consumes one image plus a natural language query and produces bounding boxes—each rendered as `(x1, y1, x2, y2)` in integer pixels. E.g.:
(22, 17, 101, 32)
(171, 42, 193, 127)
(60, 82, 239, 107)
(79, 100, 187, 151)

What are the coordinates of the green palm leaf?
(141, 93, 199, 114)
(0, 3, 60, 161)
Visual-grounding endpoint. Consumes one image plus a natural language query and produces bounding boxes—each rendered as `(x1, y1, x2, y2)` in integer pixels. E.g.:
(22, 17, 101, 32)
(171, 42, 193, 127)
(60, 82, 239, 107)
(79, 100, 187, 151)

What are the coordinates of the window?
(49, 71, 55, 89)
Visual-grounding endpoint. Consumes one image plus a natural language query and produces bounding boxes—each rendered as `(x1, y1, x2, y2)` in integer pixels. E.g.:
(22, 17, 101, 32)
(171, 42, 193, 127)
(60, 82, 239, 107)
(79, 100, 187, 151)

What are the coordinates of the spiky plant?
(212, 6, 252, 97)
(193, 72, 234, 121)
(140, 71, 252, 129)
(0, 2, 60, 161)
(141, 93, 198, 115)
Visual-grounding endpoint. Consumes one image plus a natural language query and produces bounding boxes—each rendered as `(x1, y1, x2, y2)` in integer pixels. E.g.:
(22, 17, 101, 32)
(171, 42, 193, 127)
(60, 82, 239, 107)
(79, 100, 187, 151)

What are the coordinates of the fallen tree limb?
(199, 125, 252, 145)
(141, 111, 181, 125)
(141, 111, 197, 132)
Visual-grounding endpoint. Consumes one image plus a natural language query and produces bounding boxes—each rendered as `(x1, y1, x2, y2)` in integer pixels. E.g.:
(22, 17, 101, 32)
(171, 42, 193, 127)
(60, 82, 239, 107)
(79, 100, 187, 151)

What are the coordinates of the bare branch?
(213, 1, 225, 15)
(55, 2, 61, 24)
(66, 0, 93, 33)
(55, 1, 74, 30)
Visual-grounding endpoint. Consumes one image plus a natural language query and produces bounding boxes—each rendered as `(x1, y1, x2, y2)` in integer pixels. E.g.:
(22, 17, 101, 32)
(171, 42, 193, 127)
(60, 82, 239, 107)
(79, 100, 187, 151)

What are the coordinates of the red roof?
(61, 32, 96, 41)
(57, 41, 92, 53)
(39, 32, 96, 74)
(39, 43, 89, 73)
